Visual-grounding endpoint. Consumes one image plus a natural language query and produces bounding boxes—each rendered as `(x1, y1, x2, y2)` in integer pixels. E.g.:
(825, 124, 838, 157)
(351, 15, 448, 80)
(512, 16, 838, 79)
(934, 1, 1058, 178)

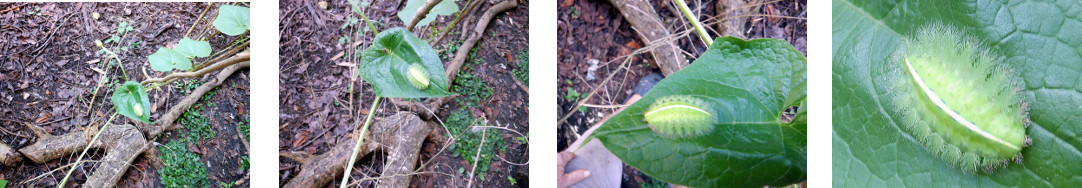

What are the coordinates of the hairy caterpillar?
(407, 63, 430, 90)
(643, 95, 717, 138)
(889, 24, 1029, 173)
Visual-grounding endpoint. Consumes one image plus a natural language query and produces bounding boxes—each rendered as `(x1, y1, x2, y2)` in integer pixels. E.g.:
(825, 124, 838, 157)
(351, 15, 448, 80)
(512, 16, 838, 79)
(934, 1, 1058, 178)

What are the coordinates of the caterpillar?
(134, 104, 143, 117)
(643, 95, 717, 138)
(407, 63, 430, 90)
(889, 23, 1029, 173)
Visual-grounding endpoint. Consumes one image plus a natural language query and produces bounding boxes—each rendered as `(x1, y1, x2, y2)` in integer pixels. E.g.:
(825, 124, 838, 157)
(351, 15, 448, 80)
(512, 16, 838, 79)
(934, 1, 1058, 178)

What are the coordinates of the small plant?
(513, 49, 529, 86)
(180, 106, 215, 141)
(452, 70, 493, 108)
(445, 109, 505, 184)
(158, 140, 210, 187)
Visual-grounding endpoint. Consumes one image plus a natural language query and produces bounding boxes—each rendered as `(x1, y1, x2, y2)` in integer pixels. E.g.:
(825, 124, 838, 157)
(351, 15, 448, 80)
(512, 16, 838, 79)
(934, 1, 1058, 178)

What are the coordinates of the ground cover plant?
(278, 0, 529, 187)
(0, 2, 250, 187)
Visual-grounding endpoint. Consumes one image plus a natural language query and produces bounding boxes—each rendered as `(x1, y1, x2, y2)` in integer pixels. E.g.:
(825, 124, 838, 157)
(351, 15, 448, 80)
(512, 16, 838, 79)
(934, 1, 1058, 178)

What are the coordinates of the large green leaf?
(213, 5, 250, 36)
(833, 0, 1082, 186)
(397, 0, 458, 28)
(359, 28, 455, 98)
(174, 37, 211, 58)
(148, 47, 192, 72)
(112, 81, 151, 123)
(592, 37, 807, 187)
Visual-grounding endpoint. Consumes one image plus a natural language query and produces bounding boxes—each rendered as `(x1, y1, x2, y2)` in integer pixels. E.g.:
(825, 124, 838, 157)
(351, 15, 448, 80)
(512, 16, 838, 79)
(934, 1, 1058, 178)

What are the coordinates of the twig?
(406, 0, 444, 31)
(184, 2, 214, 38)
(431, 0, 479, 44)
(556, 55, 633, 127)
(465, 123, 487, 188)
(58, 112, 118, 187)
(339, 96, 382, 188)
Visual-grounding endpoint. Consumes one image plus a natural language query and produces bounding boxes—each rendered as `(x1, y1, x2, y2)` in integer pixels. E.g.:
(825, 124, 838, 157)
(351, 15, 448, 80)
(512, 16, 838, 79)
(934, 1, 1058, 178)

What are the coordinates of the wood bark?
(0, 142, 21, 166)
(285, 112, 433, 188)
(608, 0, 688, 76)
(17, 124, 146, 188)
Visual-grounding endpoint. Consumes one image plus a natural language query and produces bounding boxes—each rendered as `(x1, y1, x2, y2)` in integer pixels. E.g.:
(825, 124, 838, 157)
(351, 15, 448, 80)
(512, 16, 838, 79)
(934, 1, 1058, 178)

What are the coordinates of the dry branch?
(608, 0, 688, 76)
(285, 112, 433, 188)
(0, 142, 21, 166)
(17, 124, 147, 188)
(407, 0, 444, 31)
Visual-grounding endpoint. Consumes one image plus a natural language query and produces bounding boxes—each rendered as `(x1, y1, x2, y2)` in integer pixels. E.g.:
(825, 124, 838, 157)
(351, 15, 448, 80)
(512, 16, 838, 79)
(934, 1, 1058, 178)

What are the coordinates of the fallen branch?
(607, 0, 688, 76)
(285, 112, 433, 188)
(0, 142, 21, 166)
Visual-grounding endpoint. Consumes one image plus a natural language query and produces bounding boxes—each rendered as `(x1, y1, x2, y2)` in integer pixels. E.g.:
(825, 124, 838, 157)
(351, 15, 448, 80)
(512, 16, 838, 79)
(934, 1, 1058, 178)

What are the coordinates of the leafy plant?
(832, 0, 1082, 186)
(589, 37, 807, 187)
(452, 70, 492, 108)
(398, 0, 459, 28)
(514, 49, 528, 86)
(112, 81, 152, 123)
(359, 28, 456, 98)
(445, 108, 505, 184)
(158, 139, 210, 187)
(180, 106, 215, 141)
(212, 5, 251, 36)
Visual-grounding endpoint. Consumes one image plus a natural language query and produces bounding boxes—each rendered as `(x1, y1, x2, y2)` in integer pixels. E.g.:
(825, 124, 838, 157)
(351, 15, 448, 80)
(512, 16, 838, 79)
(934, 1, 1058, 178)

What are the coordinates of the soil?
(556, 0, 806, 187)
(278, 0, 529, 187)
(0, 2, 250, 187)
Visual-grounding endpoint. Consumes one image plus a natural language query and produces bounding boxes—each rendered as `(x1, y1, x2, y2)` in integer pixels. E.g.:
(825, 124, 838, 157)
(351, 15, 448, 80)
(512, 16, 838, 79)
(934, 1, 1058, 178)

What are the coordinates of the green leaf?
(112, 81, 151, 123)
(397, 0, 458, 28)
(212, 5, 250, 36)
(117, 21, 128, 34)
(173, 37, 212, 58)
(833, 0, 1082, 186)
(148, 47, 192, 71)
(592, 37, 806, 187)
(359, 28, 455, 98)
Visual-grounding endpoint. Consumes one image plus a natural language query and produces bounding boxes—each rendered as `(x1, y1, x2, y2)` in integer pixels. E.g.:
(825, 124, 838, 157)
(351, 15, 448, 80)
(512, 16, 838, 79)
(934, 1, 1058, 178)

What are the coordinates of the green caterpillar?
(643, 95, 716, 138)
(407, 63, 430, 90)
(889, 24, 1030, 173)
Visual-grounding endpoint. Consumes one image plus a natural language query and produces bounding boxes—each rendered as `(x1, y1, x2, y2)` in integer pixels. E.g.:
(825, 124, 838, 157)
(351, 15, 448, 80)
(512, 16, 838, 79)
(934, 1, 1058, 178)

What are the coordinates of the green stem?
(357, 3, 379, 36)
(673, 0, 713, 46)
(58, 112, 119, 188)
(339, 95, 381, 188)
(96, 41, 130, 81)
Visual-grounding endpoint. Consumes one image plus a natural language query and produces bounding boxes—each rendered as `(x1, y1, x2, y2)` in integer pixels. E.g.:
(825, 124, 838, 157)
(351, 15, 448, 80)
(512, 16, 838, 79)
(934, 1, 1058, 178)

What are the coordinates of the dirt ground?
(278, 0, 529, 187)
(0, 2, 250, 187)
(556, 0, 806, 186)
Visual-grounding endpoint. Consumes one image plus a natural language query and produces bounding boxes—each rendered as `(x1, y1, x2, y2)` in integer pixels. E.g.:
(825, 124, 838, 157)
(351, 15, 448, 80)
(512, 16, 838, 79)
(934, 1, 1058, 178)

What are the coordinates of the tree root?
(394, 0, 519, 119)
(608, 0, 688, 76)
(406, 0, 445, 31)
(12, 58, 250, 187)
(285, 112, 433, 188)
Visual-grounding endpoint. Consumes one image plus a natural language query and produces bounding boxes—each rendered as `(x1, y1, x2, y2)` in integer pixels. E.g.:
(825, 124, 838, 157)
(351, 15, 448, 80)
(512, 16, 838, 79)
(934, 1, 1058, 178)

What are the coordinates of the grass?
(158, 139, 210, 187)
(446, 108, 506, 182)
(514, 49, 528, 86)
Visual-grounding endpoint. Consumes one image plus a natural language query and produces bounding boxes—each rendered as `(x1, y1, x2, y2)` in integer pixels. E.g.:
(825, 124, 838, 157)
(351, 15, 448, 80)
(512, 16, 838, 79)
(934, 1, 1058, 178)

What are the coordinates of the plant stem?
(673, 0, 713, 46)
(97, 42, 130, 81)
(58, 111, 119, 188)
(357, 2, 379, 36)
(339, 95, 381, 188)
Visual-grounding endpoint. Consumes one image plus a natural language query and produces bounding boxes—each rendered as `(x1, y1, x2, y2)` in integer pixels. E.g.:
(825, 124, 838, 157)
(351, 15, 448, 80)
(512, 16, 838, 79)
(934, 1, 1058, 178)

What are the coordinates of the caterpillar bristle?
(407, 63, 430, 90)
(887, 23, 1029, 173)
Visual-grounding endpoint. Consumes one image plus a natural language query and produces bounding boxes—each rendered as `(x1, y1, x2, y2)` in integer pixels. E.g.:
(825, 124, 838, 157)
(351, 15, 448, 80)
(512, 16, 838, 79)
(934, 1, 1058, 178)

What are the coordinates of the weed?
(570, 6, 580, 17)
(508, 176, 517, 186)
(177, 79, 203, 94)
(513, 49, 528, 86)
(446, 108, 506, 183)
(158, 139, 209, 187)
(238, 116, 250, 141)
(564, 87, 583, 101)
(179, 106, 215, 141)
(452, 71, 493, 109)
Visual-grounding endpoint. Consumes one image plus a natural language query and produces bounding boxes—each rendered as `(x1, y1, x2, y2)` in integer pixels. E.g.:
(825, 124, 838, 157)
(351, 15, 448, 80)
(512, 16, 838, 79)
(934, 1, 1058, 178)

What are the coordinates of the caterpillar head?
(643, 95, 717, 138)
(407, 63, 430, 90)
(889, 23, 1029, 173)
